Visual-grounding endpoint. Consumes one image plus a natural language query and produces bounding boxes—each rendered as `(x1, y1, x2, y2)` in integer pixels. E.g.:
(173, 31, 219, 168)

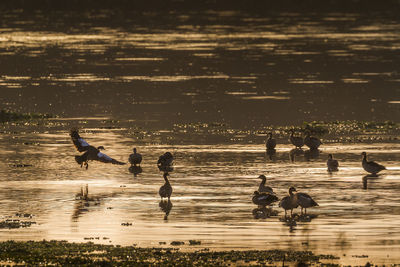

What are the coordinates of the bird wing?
(70, 130, 90, 152)
(97, 152, 126, 165)
(297, 193, 318, 206)
(368, 161, 386, 170)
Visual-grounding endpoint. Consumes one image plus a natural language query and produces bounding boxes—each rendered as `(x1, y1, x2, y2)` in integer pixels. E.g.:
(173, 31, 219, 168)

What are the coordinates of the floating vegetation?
(0, 240, 341, 266)
(170, 241, 185, 246)
(121, 222, 133, 226)
(189, 240, 201, 245)
(10, 164, 33, 168)
(0, 109, 54, 123)
(0, 219, 36, 229)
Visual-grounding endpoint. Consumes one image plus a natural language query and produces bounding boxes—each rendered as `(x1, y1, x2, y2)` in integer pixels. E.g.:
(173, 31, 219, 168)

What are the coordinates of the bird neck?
(260, 177, 266, 186)
(362, 154, 367, 162)
(163, 174, 170, 184)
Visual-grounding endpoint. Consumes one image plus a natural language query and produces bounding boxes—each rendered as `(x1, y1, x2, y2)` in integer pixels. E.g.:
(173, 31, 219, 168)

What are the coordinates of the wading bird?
(279, 187, 298, 218)
(70, 129, 125, 169)
(257, 175, 275, 194)
(129, 148, 142, 166)
(327, 154, 339, 172)
(159, 173, 173, 201)
(289, 129, 304, 149)
(304, 131, 321, 150)
(293, 188, 319, 215)
(252, 191, 279, 207)
(361, 152, 386, 175)
(266, 132, 276, 150)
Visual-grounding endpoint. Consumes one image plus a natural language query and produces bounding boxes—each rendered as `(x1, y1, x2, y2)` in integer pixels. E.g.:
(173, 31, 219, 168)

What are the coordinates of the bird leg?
(85, 162, 89, 169)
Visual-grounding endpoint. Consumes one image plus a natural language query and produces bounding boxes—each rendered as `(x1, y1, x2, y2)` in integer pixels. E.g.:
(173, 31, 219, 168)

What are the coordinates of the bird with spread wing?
(70, 129, 125, 169)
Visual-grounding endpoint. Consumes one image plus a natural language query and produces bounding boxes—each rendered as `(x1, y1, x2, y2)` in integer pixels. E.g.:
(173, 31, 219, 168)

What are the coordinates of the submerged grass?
(0, 240, 340, 266)
(0, 109, 53, 123)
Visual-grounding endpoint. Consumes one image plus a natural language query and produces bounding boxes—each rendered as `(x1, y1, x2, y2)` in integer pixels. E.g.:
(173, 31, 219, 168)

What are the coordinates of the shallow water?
(0, 126, 400, 265)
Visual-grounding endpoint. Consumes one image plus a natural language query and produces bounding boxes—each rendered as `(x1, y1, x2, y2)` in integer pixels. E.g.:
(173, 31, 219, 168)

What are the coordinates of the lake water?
(1, 4, 400, 265)
(0, 126, 400, 265)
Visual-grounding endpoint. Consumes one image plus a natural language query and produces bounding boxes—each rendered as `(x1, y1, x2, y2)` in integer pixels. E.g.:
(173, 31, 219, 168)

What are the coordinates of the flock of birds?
(70, 129, 387, 219)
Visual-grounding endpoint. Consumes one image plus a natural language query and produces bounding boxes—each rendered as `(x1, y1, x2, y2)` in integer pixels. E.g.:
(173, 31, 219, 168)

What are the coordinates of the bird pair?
(327, 152, 386, 175)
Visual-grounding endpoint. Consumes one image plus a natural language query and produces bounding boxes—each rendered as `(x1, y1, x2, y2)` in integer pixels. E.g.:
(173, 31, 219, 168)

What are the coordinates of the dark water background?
(0, 0, 399, 129)
(1, 1, 400, 265)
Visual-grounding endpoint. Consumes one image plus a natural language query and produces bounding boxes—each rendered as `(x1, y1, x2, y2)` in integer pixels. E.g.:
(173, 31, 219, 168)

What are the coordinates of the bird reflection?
(72, 184, 100, 221)
(159, 200, 173, 220)
(128, 165, 143, 177)
(304, 149, 320, 161)
(265, 149, 276, 160)
(252, 206, 278, 219)
(362, 174, 380, 190)
(289, 148, 304, 162)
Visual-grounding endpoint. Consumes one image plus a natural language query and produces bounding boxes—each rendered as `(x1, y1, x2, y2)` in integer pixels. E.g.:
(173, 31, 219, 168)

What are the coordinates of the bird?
(289, 129, 304, 148)
(157, 152, 173, 167)
(266, 132, 276, 150)
(257, 175, 275, 194)
(327, 154, 339, 172)
(252, 191, 279, 207)
(279, 187, 298, 217)
(293, 188, 319, 215)
(159, 173, 173, 201)
(129, 148, 142, 166)
(361, 152, 386, 175)
(70, 129, 125, 169)
(304, 131, 322, 150)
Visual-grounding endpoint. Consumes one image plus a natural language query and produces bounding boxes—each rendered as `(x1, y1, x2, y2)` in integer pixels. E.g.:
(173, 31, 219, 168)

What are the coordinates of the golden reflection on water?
(0, 128, 400, 264)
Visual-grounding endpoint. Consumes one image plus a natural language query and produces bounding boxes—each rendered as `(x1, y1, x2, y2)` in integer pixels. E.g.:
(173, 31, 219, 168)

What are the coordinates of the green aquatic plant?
(0, 240, 342, 266)
(0, 109, 53, 123)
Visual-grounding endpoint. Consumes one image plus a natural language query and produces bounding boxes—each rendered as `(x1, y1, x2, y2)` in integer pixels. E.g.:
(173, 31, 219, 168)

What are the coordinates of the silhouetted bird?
(361, 152, 386, 175)
(266, 132, 276, 150)
(289, 129, 304, 148)
(327, 154, 339, 172)
(129, 148, 142, 166)
(252, 191, 278, 207)
(70, 129, 125, 169)
(304, 131, 321, 150)
(157, 152, 173, 166)
(293, 188, 319, 215)
(257, 175, 275, 194)
(279, 187, 298, 217)
(159, 173, 173, 201)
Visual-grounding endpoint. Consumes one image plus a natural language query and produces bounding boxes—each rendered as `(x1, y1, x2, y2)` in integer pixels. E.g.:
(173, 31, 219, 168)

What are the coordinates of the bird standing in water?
(279, 187, 298, 218)
(70, 129, 125, 169)
(266, 132, 276, 150)
(289, 129, 304, 149)
(327, 154, 339, 172)
(129, 148, 142, 166)
(257, 175, 275, 194)
(159, 173, 173, 201)
(361, 152, 386, 175)
(304, 131, 322, 150)
(252, 191, 278, 207)
(293, 188, 319, 215)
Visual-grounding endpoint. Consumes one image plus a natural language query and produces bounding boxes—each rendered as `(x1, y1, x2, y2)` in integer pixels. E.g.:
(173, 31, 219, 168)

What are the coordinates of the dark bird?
(252, 191, 279, 207)
(293, 188, 319, 215)
(129, 148, 142, 166)
(257, 175, 275, 194)
(70, 129, 125, 169)
(289, 129, 304, 149)
(159, 173, 173, 201)
(327, 154, 339, 172)
(157, 152, 173, 167)
(266, 132, 276, 150)
(304, 131, 322, 150)
(279, 187, 298, 217)
(361, 152, 386, 175)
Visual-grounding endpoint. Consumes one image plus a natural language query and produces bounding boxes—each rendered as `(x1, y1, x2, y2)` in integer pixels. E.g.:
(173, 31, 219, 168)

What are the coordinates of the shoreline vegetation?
(0, 109, 53, 123)
(0, 240, 341, 266)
